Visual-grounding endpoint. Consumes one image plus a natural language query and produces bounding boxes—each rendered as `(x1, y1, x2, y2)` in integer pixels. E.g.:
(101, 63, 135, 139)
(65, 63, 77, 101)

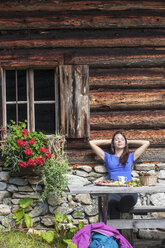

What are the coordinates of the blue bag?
(89, 231, 119, 248)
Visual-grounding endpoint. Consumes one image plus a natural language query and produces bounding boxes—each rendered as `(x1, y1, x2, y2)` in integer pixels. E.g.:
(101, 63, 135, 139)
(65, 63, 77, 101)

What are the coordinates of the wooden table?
(68, 183, 165, 228)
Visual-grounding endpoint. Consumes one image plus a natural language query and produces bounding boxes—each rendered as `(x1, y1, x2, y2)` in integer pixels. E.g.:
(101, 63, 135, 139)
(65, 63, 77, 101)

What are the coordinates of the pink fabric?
(72, 222, 133, 248)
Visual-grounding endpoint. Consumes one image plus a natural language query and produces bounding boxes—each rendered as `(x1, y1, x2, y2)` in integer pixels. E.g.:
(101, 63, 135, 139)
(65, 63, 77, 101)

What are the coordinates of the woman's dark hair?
(111, 131, 129, 166)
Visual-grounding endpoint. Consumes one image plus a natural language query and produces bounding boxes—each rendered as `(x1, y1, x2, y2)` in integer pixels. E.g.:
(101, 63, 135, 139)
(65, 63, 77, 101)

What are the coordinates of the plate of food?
(95, 179, 127, 187)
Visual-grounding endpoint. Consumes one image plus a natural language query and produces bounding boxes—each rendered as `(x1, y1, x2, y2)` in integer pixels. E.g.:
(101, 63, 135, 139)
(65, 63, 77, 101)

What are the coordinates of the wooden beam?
(0, 29, 165, 49)
(0, 1, 165, 12)
(0, 9, 164, 30)
(65, 47, 165, 67)
(90, 68, 165, 89)
(90, 90, 165, 111)
(90, 129, 165, 145)
(107, 219, 165, 229)
(90, 110, 165, 129)
(66, 147, 165, 164)
(0, 48, 165, 68)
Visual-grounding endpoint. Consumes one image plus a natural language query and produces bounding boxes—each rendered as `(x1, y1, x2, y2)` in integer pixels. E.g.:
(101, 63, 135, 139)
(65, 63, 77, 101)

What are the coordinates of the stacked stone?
(0, 161, 165, 240)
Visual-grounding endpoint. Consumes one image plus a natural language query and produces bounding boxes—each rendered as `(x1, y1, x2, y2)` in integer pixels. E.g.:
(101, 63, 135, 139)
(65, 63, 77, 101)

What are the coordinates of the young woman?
(89, 131, 150, 219)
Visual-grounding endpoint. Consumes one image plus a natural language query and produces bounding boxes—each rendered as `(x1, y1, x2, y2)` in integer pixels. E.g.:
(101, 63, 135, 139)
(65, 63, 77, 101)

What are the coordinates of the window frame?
(1, 67, 58, 134)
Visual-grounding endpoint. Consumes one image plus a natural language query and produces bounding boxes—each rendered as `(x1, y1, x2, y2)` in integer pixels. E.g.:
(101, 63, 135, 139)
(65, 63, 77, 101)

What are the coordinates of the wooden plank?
(131, 206, 165, 213)
(133, 239, 163, 248)
(90, 90, 165, 111)
(65, 47, 165, 67)
(1, 29, 165, 49)
(59, 65, 90, 138)
(66, 147, 165, 164)
(90, 129, 165, 145)
(90, 68, 165, 89)
(0, 49, 64, 67)
(90, 110, 165, 130)
(0, 48, 165, 68)
(0, 1, 165, 12)
(0, 9, 164, 30)
(68, 184, 165, 194)
(107, 219, 165, 229)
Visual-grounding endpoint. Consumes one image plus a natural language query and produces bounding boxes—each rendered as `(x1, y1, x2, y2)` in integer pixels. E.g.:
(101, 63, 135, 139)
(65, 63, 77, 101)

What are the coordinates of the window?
(1, 65, 89, 139)
(2, 69, 58, 134)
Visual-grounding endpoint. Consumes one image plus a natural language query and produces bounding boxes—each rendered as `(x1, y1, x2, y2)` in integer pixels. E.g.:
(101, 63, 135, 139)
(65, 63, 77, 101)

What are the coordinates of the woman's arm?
(89, 140, 111, 161)
(127, 140, 150, 161)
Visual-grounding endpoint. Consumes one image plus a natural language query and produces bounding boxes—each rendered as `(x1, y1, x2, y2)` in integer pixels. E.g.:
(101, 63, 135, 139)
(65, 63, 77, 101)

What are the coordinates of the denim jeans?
(108, 193, 138, 219)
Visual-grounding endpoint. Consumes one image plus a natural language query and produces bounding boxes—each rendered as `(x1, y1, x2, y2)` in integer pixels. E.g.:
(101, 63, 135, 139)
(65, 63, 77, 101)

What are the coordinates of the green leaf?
(41, 231, 55, 244)
(18, 198, 33, 209)
(78, 221, 84, 230)
(63, 239, 77, 248)
(24, 214, 33, 228)
(13, 208, 24, 222)
(55, 212, 65, 223)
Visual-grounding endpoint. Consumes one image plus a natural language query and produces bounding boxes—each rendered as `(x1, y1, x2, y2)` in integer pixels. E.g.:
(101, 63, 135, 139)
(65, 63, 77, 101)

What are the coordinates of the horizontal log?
(66, 148, 165, 164)
(1, 29, 165, 49)
(0, 10, 165, 30)
(90, 129, 165, 145)
(90, 68, 165, 89)
(65, 129, 165, 149)
(90, 110, 165, 129)
(65, 48, 165, 67)
(0, 1, 165, 11)
(0, 48, 165, 68)
(0, 49, 64, 67)
(90, 90, 165, 111)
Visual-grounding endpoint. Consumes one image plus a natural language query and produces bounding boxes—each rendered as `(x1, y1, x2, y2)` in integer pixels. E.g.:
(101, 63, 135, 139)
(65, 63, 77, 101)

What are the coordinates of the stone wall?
(0, 159, 165, 240)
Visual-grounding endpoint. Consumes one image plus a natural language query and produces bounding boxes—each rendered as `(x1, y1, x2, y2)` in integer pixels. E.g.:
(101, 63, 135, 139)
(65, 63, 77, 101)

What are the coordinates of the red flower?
(34, 156, 45, 165)
(22, 128, 29, 136)
(24, 149, 32, 156)
(17, 139, 25, 147)
(44, 151, 52, 158)
(39, 147, 47, 153)
(29, 138, 35, 145)
(18, 161, 27, 168)
(1, 128, 5, 132)
(27, 158, 37, 167)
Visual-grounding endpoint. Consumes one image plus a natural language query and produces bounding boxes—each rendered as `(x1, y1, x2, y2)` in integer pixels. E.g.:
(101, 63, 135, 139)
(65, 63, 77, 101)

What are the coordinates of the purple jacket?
(72, 222, 133, 248)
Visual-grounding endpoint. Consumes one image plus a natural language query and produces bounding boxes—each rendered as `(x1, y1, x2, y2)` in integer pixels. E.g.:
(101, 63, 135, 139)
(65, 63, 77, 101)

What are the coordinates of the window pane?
(18, 104, 27, 123)
(7, 104, 16, 123)
(7, 104, 27, 124)
(35, 104, 55, 134)
(18, 70, 27, 101)
(6, 70, 16, 101)
(34, 70, 55, 101)
(6, 70, 26, 101)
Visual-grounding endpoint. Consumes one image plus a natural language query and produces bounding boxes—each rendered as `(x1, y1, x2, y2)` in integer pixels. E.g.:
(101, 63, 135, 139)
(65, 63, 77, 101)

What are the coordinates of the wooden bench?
(107, 205, 165, 245)
(107, 205, 165, 229)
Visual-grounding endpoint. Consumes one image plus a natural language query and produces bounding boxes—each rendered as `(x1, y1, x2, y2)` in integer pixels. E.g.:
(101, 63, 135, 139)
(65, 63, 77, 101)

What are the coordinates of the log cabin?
(0, 0, 165, 166)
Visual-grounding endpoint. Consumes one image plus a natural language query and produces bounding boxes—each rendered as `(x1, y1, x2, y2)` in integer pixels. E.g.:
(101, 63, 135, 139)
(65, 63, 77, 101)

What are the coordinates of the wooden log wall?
(0, 1, 165, 163)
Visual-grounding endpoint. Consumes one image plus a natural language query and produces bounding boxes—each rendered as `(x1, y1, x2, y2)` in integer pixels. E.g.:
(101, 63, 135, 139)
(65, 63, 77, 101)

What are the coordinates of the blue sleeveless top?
(104, 152, 134, 182)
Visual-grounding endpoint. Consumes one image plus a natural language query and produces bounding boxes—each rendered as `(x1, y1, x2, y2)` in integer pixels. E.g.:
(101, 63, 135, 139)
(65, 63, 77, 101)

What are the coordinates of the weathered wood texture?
(90, 110, 165, 129)
(90, 90, 165, 111)
(0, 29, 165, 49)
(90, 68, 165, 89)
(66, 148, 165, 164)
(1, 1, 165, 12)
(0, 8, 164, 30)
(59, 65, 90, 138)
(0, 48, 165, 68)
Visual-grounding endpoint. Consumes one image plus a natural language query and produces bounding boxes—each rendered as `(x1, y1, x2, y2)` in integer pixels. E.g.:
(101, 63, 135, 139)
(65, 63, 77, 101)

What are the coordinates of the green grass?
(0, 231, 56, 248)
